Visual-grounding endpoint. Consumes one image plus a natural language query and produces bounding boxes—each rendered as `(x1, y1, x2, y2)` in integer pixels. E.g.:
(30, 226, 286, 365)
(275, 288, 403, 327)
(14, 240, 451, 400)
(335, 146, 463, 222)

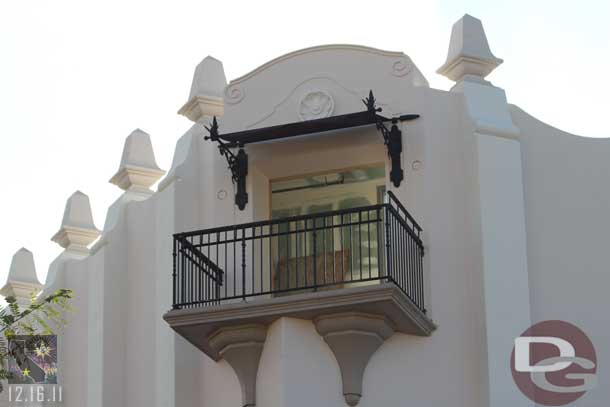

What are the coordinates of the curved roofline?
(509, 104, 610, 141)
(229, 44, 407, 85)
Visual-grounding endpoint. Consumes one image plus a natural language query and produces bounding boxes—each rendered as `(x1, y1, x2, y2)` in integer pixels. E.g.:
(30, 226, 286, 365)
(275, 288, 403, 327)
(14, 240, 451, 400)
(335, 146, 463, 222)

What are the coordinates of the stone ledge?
(163, 283, 436, 361)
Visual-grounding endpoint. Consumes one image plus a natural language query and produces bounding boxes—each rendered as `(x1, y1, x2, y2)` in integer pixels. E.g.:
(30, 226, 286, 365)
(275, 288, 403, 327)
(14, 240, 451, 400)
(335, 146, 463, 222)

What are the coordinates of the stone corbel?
(314, 312, 394, 406)
(209, 324, 267, 407)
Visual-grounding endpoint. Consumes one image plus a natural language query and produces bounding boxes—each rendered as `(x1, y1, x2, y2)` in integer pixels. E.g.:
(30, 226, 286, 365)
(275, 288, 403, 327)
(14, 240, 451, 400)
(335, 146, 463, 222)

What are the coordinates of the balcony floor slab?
(164, 283, 436, 361)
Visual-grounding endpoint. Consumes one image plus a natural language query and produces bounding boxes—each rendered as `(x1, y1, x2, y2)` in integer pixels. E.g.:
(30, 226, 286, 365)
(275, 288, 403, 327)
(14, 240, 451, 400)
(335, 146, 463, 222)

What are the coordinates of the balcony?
(164, 192, 435, 406)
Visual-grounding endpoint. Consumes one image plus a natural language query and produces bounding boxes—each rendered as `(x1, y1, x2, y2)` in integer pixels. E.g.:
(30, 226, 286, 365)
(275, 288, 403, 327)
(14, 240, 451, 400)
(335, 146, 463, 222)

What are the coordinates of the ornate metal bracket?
(205, 117, 249, 210)
(203, 91, 418, 211)
(363, 91, 418, 188)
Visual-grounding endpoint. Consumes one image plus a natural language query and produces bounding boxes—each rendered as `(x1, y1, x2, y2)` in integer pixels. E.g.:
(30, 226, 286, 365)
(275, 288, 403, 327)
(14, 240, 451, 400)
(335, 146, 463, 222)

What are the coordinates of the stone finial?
(51, 191, 100, 255)
(0, 248, 43, 304)
(178, 56, 227, 122)
(437, 14, 503, 84)
(109, 129, 165, 194)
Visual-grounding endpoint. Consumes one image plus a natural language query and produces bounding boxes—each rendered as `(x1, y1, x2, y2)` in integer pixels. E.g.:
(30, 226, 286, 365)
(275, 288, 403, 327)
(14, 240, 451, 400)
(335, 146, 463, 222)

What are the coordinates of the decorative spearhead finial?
(362, 90, 382, 114)
(204, 116, 220, 141)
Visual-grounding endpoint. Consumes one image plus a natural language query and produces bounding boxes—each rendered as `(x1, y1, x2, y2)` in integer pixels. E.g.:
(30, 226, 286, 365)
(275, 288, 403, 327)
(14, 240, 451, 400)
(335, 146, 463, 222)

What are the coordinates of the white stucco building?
(2, 14, 608, 407)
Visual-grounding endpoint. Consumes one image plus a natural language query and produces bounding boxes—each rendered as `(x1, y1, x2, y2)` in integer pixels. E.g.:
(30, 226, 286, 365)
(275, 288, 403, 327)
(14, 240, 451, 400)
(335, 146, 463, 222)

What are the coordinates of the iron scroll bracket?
(205, 117, 248, 210)
(363, 91, 419, 188)
(203, 90, 419, 210)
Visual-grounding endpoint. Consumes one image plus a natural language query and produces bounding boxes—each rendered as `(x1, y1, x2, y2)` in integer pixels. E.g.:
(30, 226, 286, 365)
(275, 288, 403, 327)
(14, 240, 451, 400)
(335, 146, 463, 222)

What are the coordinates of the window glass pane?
(270, 165, 385, 292)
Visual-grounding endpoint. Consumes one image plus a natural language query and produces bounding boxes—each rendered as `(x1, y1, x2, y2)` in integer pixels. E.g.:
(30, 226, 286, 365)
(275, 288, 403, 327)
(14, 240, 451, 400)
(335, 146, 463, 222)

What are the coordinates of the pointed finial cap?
(109, 129, 165, 193)
(51, 191, 100, 255)
(437, 14, 503, 83)
(0, 248, 43, 301)
(178, 56, 227, 122)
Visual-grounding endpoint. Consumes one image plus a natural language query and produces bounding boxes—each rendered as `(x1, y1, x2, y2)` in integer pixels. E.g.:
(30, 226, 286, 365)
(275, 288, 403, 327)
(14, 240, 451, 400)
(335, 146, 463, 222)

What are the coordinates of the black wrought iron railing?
(172, 192, 425, 312)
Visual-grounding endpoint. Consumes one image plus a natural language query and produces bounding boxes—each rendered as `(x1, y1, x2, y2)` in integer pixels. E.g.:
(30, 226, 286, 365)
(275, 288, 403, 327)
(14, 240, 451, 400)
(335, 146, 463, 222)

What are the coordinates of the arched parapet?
(220, 45, 428, 133)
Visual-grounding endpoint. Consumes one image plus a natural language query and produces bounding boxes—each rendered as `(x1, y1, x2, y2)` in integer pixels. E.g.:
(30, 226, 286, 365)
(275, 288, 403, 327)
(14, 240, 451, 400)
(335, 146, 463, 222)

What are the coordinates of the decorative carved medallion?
(391, 58, 412, 77)
(225, 84, 245, 104)
(298, 90, 334, 121)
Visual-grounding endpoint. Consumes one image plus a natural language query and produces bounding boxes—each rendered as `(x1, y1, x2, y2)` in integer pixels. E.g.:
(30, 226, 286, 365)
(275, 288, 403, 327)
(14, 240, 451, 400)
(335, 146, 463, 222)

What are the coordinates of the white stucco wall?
(188, 47, 491, 407)
(512, 106, 610, 406)
(23, 42, 608, 407)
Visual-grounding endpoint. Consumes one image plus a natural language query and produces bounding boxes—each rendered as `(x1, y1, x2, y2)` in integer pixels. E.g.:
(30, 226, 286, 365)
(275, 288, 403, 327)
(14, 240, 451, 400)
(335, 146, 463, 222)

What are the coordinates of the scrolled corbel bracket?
(209, 324, 268, 407)
(314, 312, 395, 406)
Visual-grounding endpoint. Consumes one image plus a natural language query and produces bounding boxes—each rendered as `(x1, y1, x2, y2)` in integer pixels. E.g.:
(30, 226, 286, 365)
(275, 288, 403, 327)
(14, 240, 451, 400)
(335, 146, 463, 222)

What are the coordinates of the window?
(270, 165, 385, 292)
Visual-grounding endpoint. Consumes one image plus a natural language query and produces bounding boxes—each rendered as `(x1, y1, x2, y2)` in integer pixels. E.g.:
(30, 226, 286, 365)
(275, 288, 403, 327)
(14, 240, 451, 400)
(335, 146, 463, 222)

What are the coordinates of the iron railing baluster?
(240, 230, 245, 298)
(171, 196, 425, 312)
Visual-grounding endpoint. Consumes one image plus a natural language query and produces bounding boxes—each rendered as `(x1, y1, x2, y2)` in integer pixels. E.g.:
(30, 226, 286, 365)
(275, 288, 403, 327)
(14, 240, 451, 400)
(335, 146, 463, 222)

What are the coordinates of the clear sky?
(0, 0, 608, 287)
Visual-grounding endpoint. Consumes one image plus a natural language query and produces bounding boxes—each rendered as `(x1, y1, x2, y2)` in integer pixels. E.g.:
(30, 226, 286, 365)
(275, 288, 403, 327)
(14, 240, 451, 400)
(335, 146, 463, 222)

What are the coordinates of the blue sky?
(0, 0, 608, 287)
